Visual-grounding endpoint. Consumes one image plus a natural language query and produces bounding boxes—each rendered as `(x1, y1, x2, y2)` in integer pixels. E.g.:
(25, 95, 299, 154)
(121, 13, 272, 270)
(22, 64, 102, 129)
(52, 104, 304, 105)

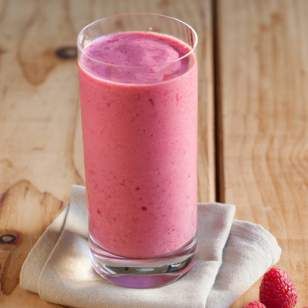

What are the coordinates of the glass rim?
(77, 13, 198, 69)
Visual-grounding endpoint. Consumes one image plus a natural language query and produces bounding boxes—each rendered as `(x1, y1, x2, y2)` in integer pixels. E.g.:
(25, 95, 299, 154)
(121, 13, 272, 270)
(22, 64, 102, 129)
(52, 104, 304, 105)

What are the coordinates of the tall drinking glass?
(78, 13, 198, 288)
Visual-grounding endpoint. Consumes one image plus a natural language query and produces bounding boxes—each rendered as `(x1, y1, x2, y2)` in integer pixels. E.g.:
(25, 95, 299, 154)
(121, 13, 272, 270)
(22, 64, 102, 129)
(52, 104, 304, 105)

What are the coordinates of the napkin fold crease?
(20, 185, 281, 308)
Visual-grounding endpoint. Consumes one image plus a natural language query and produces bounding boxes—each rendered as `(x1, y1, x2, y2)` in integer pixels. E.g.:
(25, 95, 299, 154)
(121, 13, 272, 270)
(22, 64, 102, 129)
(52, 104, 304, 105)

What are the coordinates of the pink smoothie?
(79, 31, 198, 258)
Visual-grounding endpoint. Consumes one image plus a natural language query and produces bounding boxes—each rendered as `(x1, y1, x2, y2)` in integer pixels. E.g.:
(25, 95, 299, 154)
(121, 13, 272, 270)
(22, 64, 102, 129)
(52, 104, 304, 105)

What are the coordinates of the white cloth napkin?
(20, 185, 281, 308)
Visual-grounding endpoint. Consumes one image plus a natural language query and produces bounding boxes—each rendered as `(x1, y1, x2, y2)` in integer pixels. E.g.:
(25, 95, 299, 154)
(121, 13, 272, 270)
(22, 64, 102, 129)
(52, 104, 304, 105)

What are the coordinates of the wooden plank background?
(0, 0, 306, 307)
(217, 1, 308, 306)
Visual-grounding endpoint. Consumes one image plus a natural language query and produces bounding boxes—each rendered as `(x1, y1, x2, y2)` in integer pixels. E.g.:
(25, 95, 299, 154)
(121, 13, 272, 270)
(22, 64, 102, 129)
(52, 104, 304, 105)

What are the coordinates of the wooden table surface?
(0, 0, 306, 307)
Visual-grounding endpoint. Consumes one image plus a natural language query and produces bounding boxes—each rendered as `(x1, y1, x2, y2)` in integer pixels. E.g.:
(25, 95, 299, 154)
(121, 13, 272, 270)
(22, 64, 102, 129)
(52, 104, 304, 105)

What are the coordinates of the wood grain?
(216, 0, 308, 306)
(0, 0, 214, 306)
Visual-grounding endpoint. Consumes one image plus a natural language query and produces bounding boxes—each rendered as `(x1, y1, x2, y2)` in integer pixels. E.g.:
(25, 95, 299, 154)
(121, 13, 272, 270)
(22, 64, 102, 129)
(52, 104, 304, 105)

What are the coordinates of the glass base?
(89, 235, 197, 288)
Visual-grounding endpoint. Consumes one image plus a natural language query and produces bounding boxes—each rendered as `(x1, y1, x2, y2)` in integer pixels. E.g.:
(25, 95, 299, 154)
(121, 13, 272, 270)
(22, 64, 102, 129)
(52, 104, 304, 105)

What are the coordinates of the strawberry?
(260, 267, 297, 308)
(244, 300, 266, 308)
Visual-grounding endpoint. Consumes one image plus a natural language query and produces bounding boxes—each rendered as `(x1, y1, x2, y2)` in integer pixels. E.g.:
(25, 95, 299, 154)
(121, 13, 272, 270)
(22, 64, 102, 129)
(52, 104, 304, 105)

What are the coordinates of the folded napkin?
(20, 185, 281, 308)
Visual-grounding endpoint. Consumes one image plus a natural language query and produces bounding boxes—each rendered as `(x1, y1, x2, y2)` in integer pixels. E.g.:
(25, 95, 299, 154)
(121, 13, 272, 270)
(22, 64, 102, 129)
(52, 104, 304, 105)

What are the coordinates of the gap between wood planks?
(212, 0, 225, 202)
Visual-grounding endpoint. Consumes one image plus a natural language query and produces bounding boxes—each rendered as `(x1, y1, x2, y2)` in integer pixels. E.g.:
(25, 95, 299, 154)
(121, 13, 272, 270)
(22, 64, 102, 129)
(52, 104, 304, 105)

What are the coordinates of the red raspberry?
(244, 300, 266, 308)
(260, 267, 297, 308)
